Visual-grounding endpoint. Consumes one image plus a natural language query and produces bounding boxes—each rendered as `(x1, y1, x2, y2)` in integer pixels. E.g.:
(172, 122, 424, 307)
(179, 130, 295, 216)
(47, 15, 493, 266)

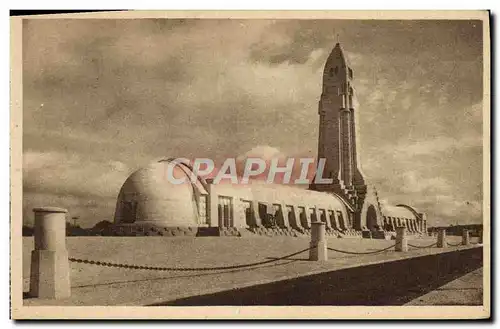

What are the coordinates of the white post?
(395, 226, 408, 252)
(29, 207, 71, 299)
(437, 228, 447, 248)
(309, 222, 327, 261)
(462, 229, 470, 246)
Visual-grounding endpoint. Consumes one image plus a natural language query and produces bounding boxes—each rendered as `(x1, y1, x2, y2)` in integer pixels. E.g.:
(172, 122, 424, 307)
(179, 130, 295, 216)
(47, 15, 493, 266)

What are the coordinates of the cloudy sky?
(22, 18, 484, 228)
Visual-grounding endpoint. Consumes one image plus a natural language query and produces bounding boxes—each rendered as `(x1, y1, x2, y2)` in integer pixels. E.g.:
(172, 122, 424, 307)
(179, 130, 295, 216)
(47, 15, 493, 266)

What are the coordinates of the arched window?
(298, 207, 308, 229)
(198, 195, 207, 225)
(258, 202, 268, 226)
(218, 196, 233, 228)
(242, 200, 252, 227)
(309, 208, 317, 223)
(337, 211, 347, 230)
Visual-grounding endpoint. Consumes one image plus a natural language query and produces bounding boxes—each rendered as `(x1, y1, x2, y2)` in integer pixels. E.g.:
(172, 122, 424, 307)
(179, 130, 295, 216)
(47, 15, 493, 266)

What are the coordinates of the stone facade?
(113, 158, 360, 237)
(113, 41, 426, 237)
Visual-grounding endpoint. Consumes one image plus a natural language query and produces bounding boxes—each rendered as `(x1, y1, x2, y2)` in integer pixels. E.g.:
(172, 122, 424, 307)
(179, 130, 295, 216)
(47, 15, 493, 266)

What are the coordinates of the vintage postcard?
(10, 10, 490, 319)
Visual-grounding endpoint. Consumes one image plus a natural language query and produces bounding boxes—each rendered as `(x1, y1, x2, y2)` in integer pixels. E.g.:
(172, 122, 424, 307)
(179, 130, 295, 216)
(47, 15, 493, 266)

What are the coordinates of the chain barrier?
(68, 246, 311, 272)
(408, 242, 437, 249)
(327, 243, 396, 255)
(69, 236, 475, 272)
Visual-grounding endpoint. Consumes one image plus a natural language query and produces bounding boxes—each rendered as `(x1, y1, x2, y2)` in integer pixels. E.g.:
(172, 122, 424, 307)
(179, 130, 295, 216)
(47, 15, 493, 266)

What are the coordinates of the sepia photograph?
(10, 10, 490, 319)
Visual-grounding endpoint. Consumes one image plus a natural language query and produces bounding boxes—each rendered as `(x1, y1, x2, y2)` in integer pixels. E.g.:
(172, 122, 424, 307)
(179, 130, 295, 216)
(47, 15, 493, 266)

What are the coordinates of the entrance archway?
(366, 205, 378, 231)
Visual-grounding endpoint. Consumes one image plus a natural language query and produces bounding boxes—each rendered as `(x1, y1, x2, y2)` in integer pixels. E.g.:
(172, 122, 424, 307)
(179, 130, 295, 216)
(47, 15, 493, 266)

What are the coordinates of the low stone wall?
(104, 224, 430, 240)
(112, 225, 199, 237)
(108, 224, 365, 239)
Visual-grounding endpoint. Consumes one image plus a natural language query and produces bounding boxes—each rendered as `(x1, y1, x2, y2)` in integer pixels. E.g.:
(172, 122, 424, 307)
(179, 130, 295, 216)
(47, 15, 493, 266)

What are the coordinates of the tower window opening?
(334, 66, 339, 75)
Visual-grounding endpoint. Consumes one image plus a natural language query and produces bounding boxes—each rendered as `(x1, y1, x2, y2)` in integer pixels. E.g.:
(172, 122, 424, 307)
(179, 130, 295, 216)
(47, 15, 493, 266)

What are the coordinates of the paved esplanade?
(23, 235, 479, 306)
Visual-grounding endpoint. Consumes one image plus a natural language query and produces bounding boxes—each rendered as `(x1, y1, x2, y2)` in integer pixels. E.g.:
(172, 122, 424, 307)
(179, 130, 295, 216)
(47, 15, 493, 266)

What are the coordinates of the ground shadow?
(151, 247, 483, 306)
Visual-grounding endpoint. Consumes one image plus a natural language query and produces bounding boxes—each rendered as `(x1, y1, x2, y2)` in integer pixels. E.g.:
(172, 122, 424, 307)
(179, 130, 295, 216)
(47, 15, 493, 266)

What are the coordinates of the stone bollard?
(437, 228, 447, 248)
(309, 222, 327, 261)
(395, 226, 408, 252)
(29, 207, 71, 299)
(462, 229, 470, 246)
(478, 230, 483, 244)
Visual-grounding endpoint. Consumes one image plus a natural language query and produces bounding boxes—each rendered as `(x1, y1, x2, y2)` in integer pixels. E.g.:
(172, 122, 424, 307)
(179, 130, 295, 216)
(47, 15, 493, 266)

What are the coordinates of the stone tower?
(310, 42, 367, 229)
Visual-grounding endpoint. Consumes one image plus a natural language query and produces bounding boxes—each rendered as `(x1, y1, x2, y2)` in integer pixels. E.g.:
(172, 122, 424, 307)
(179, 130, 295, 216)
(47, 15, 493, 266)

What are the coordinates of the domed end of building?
(114, 158, 208, 228)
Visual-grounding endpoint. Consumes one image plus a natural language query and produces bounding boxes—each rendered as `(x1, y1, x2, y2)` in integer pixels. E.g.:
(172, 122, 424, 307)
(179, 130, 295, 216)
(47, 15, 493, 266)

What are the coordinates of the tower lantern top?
(326, 42, 352, 68)
(323, 42, 354, 85)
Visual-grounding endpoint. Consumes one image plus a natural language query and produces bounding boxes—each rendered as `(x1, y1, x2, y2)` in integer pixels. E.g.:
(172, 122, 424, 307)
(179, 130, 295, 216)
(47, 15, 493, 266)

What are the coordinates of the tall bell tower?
(310, 42, 367, 229)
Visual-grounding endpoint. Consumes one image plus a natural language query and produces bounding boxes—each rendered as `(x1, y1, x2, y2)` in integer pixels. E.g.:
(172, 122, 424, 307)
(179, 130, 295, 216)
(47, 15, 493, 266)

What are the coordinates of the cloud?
(462, 101, 484, 125)
(23, 151, 59, 171)
(22, 19, 484, 227)
(415, 196, 483, 226)
(23, 149, 132, 226)
(400, 170, 452, 194)
(383, 134, 482, 158)
(23, 150, 129, 215)
(249, 20, 483, 66)
(233, 145, 315, 185)
(237, 145, 284, 161)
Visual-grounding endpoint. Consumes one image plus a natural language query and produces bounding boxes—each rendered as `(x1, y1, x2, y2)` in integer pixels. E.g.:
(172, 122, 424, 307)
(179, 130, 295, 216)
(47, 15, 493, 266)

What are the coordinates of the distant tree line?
(22, 220, 114, 236)
(427, 223, 483, 237)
